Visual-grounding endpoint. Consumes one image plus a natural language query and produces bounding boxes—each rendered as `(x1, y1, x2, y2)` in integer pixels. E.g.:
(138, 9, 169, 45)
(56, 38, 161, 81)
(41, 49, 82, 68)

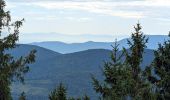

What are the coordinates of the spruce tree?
(92, 40, 132, 100)
(92, 23, 155, 100)
(146, 32, 170, 100)
(49, 83, 90, 100)
(124, 23, 154, 99)
(49, 83, 67, 100)
(0, 0, 36, 99)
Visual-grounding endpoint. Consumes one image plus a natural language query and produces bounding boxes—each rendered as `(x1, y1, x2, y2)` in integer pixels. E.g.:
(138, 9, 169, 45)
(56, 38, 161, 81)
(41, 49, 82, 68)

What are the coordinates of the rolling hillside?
(30, 35, 168, 53)
(30, 41, 113, 54)
(10, 44, 155, 100)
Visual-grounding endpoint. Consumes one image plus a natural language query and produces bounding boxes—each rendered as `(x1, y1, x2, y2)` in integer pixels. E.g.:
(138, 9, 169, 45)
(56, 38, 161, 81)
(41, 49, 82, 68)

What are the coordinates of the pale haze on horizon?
(5, 0, 170, 43)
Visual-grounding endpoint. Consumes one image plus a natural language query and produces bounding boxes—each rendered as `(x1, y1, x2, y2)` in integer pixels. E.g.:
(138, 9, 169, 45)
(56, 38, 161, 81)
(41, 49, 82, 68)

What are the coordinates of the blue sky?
(5, 0, 170, 43)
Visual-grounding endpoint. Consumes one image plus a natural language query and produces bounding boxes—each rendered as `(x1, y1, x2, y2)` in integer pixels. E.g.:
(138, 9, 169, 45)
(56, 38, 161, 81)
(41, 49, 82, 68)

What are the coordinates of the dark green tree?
(146, 32, 170, 100)
(92, 40, 132, 100)
(0, 0, 36, 99)
(49, 83, 67, 100)
(49, 83, 90, 100)
(124, 23, 155, 100)
(92, 23, 155, 100)
(68, 94, 90, 100)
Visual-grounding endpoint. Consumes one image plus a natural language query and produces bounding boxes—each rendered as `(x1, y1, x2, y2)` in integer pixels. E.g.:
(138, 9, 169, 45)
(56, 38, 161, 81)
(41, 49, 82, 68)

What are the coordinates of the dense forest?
(0, 0, 170, 100)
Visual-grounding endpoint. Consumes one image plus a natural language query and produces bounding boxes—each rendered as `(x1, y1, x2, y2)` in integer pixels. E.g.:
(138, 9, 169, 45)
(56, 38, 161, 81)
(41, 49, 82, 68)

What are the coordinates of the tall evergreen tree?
(0, 0, 36, 99)
(146, 32, 170, 100)
(124, 23, 155, 100)
(92, 23, 155, 100)
(92, 40, 132, 100)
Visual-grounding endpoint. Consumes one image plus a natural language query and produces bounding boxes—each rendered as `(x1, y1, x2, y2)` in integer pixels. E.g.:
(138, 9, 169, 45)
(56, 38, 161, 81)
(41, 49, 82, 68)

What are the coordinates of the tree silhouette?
(92, 23, 155, 100)
(145, 32, 170, 100)
(92, 40, 132, 100)
(49, 83, 90, 100)
(49, 83, 67, 100)
(124, 23, 155, 99)
(0, 0, 36, 99)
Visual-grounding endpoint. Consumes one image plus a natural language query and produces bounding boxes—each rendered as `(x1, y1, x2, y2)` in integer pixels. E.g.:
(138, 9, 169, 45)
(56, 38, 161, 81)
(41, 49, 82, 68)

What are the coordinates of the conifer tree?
(49, 83, 90, 100)
(92, 40, 132, 100)
(146, 32, 170, 100)
(0, 0, 36, 99)
(124, 23, 154, 99)
(92, 23, 155, 100)
(49, 83, 67, 100)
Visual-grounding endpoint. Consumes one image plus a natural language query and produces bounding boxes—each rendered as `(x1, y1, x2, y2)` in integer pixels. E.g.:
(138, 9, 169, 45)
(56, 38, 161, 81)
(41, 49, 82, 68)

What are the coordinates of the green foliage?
(0, 0, 36, 99)
(49, 83, 67, 100)
(146, 32, 170, 100)
(92, 23, 156, 100)
(71, 94, 90, 100)
(124, 23, 155, 100)
(92, 40, 132, 100)
(49, 83, 90, 100)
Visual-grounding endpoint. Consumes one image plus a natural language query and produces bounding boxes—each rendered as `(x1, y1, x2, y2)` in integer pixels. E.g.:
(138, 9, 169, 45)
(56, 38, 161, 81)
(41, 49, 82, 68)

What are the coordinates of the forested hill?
(10, 44, 154, 100)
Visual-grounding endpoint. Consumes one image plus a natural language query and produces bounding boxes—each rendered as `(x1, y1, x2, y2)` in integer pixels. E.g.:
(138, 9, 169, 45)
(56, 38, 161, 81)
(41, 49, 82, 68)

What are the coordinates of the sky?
(4, 0, 170, 43)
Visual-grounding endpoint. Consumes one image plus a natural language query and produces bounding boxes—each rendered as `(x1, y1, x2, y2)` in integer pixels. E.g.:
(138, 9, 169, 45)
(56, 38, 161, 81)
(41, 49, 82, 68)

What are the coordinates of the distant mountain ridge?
(30, 35, 169, 54)
(10, 44, 155, 100)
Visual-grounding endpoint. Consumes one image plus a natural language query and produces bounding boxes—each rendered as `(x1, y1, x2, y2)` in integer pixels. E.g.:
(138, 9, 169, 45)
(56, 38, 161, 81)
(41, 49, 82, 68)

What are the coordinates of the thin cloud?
(6, 0, 170, 19)
(27, 1, 145, 19)
(65, 17, 92, 22)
